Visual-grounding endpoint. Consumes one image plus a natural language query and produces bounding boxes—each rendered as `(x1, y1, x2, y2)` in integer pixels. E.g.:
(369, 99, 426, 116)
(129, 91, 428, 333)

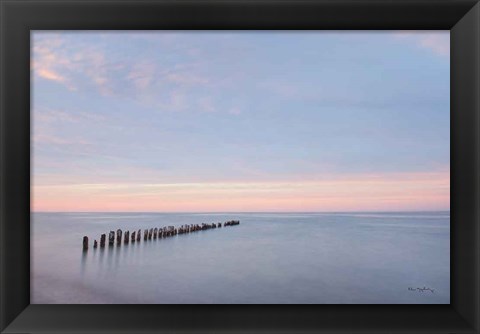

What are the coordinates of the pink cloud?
(32, 34, 119, 95)
(166, 72, 209, 85)
(32, 36, 76, 89)
(228, 107, 242, 116)
(418, 34, 449, 57)
(35, 68, 66, 83)
(197, 97, 216, 113)
(126, 61, 157, 90)
(394, 31, 449, 57)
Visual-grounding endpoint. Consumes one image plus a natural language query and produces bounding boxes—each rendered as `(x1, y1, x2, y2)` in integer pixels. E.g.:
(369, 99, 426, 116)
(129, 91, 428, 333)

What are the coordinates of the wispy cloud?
(34, 108, 105, 124)
(126, 61, 157, 90)
(81, 51, 114, 95)
(197, 96, 216, 113)
(166, 72, 209, 85)
(394, 31, 449, 57)
(228, 107, 242, 116)
(35, 68, 66, 83)
(259, 80, 301, 98)
(32, 34, 113, 93)
(33, 33, 215, 113)
(33, 133, 91, 146)
(156, 91, 189, 112)
(32, 107, 105, 148)
(32, 35, 75, 89)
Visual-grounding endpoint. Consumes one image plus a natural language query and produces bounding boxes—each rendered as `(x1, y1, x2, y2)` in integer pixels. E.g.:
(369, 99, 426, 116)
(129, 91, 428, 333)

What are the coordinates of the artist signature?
(408, 286, 435, 293)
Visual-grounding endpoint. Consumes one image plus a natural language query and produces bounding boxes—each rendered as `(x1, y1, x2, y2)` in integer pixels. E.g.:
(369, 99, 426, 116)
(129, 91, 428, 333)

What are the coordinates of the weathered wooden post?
(108, 231, 115, 246)
(100, 234, 106, 248)
(116, 229, 123, 245)
(81, 218, 238, 252)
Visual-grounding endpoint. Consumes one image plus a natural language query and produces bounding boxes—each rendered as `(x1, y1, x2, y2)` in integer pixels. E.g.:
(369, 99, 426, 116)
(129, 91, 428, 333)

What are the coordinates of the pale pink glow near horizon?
(32, 170, 450, 212)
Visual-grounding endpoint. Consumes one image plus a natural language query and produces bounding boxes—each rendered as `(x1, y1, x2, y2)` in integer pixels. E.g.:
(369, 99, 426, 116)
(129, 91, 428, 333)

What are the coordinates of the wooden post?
(108, 231, 115, 246)
(116, 229, 123, 245)
(94, 240, 98, 248)
(124, 231, 130, 244)
(83, 236, 88, 250)
(154, 228, 158, 239)
(148, 228, 153, 240)
(131, 231, 136, 243)
(137, 229, 141, 241)
(100, 234, 106, 248)
(144, 229, 148, 240)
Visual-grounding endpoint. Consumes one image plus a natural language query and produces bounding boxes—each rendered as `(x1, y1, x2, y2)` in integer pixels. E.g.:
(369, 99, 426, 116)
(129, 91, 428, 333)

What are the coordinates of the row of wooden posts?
(82, 220, 240, 250)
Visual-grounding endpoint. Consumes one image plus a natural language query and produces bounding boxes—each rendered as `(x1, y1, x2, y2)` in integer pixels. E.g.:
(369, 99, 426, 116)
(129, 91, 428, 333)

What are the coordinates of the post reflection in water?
(80, 249, 88, 276)
(81, 233, 178, 274)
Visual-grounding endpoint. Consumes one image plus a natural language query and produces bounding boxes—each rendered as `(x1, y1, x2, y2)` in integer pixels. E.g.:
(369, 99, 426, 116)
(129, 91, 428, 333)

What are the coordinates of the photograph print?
(31, 31, 450, 304)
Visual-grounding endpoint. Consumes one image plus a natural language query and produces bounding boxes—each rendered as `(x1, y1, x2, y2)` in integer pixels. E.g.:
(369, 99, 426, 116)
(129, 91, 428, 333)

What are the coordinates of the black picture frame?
(1, 0, 479, 333)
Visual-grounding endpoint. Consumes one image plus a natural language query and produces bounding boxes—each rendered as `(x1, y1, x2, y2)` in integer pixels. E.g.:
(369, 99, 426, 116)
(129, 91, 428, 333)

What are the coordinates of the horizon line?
(31, 209, 451, 214)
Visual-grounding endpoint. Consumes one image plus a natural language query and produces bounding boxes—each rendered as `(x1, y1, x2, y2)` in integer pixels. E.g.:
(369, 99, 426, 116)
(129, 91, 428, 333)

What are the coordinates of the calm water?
(31, 212, 450, 304)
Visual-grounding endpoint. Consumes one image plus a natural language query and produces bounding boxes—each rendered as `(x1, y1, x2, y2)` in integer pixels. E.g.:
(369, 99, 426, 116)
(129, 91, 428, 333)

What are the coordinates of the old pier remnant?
(86, 220, 240, 250)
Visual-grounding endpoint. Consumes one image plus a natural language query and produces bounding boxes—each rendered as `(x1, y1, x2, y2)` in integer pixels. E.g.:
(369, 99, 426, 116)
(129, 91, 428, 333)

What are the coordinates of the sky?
(31, 31, 450, 212)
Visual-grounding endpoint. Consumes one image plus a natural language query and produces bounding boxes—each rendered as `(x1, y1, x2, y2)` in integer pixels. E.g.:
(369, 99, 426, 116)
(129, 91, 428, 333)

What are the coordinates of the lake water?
(31, 212, 450, 304)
